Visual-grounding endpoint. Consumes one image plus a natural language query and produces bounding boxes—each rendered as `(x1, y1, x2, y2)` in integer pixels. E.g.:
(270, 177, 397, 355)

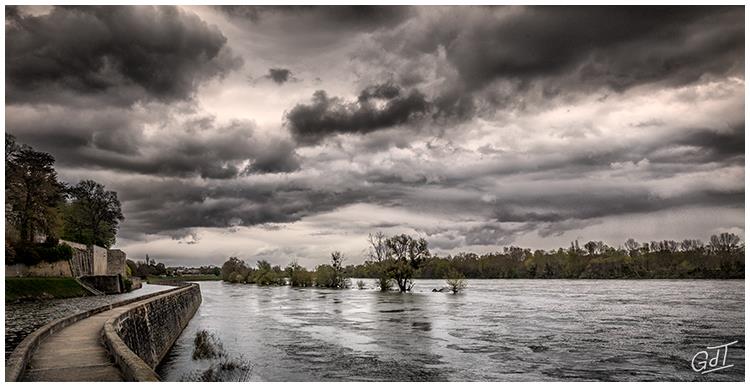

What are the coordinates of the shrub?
(182, 356, 252, 382)
(445, 271, 467, 294)
(288, 263, 314, 287)
(123, 278, 133, 292)
(193, 330, 225, 360)
(375, 275, 394, 292)
(9, 241, 73, 266)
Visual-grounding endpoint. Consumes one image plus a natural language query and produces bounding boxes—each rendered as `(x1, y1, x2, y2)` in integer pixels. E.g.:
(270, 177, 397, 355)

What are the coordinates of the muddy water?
(158, 279, 743, 381)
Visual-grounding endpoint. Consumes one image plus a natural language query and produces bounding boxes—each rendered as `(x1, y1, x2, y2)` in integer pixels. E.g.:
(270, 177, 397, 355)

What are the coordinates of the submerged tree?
(386, 234, 430, 292)
(367, 232, 394, 291)
(445, 270, 468, 294)
(286, 261, 313, 287)
(252, 260, 284, 285)
(315, 251, 349, 288)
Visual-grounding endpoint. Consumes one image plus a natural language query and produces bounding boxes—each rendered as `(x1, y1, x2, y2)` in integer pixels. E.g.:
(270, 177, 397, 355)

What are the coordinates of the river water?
(161, 280, 739, 381)
(4, 283, 171, 359)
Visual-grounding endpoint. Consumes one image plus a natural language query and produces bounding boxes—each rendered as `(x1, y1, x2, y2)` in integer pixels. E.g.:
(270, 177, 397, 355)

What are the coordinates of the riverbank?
(5, 277, 91, 302)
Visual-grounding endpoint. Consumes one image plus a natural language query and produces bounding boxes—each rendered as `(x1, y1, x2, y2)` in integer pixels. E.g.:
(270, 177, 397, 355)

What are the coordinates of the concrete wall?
(91, 245, 108, 275)
(5, 261, 73, 277)
(107, 250, 127, 276)
(8, 240, 127, 281)
(103, 284, 201, 381)
(79, 275, 122, 294)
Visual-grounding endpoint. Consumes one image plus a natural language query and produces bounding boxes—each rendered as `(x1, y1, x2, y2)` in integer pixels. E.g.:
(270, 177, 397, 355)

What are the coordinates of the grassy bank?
(6, 277, 92, 302)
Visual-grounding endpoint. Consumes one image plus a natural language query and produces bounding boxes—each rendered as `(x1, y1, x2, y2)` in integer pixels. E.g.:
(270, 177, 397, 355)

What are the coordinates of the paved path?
(21, 305, 132, 382)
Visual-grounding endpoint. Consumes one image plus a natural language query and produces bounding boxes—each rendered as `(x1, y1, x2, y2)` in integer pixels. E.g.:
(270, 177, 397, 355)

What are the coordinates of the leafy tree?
(286, 261, 314, 287)
(315, 252, 349, 288)
(386, 234, 430, 292)
(61, 180, 124, 248)
(6, 135, 64, 243)
(252, 260, 284, 285)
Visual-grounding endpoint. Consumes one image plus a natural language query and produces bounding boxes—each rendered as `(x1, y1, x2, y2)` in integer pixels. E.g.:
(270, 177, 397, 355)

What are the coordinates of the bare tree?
(367, 232, 393, 291)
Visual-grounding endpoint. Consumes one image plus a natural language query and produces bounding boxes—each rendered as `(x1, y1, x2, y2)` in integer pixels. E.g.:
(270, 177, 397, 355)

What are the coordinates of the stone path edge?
(102, 284, 201, 382)
(5, 284, 187, 382)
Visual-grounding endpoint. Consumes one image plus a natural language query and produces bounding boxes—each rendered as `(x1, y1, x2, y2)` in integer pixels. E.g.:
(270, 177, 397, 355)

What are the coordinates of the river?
(156, 279, 744, 381)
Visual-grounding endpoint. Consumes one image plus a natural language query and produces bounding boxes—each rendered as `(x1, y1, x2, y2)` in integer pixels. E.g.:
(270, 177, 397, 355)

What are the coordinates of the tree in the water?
(5, 134, 64, 243)
(386, 234, 430, 292)
(315, 251, 349, 288)
(367, 232, 394, 291)
(61, 179, 124, 248)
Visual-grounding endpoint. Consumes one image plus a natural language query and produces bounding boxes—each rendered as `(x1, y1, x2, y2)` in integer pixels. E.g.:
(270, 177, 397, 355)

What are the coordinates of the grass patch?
(6, 277, 91, 302)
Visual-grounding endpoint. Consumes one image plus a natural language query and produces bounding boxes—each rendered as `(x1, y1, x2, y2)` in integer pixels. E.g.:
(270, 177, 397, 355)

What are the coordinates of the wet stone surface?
(5, 283, 170, 359)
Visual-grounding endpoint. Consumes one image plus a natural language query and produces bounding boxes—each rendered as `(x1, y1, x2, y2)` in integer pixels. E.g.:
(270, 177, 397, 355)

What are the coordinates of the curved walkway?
(21, 303, 135, 381)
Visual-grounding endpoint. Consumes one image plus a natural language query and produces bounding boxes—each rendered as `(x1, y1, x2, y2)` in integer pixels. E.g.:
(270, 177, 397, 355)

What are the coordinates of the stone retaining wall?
(79, 275, 123, 294)
(102, 283, 202, 381)
(5, 285, 187, 382)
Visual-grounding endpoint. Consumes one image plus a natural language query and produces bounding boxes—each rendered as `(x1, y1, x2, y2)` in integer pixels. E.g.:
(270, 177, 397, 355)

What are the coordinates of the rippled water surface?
(157, 280, 743, 381)
(5, 283, 171, 358)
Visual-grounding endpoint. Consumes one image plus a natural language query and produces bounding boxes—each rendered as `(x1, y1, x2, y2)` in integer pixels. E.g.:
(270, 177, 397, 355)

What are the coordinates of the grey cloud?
(6, 5, 242, 106)
(286, 85, 430, 144)
(217, 5, 413, 32)
(115, 178, 372, 235)
(267, 68, 293, 84)
(368, 6, 743, 115)
(8, 107, 300, 179)
(460, 7, 739, 92)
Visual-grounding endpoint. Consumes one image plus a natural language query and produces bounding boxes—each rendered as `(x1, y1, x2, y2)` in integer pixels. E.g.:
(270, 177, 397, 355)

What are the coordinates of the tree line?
(5, 134, 124, 265)
(348, 233, 744, 280)
(221, 231, 744, 290)
(221, 233, 448, 292)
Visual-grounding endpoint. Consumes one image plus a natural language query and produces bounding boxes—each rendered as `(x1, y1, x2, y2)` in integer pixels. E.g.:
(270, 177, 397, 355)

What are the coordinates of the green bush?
(9, 242, 73, 266)
(123, 277, 133, 292)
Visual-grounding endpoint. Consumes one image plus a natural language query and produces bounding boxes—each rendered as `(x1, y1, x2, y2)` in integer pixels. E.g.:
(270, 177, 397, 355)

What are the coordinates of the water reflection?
(157, 279, 744, 381)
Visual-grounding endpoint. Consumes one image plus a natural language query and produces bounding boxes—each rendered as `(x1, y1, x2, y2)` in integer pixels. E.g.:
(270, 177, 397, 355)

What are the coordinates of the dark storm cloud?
(491, 188, 744, 225)
(286, 85, 430, 144)
(116, 178, 374, 235)
(6, 5, 242, 106)
(8, 110, 300, 179)
(464, 223, 525, 246)
(379, 6, 743, 100)
(217, 5, 413, 31)
(267, 68, 293, 85)
(675, 125, 745, 160)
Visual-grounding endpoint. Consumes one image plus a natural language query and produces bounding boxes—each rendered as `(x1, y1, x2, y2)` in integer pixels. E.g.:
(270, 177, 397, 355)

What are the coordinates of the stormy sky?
(5, 5, 744, 267)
